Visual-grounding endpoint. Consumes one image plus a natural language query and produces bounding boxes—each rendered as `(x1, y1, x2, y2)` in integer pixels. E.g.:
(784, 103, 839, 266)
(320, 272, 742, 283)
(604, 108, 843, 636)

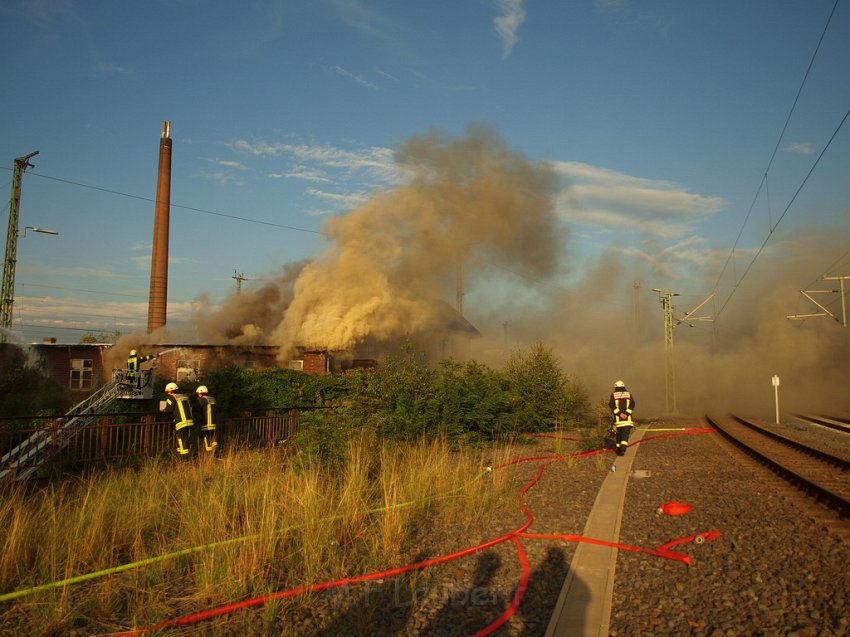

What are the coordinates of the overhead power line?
(712, 0, 846, 320)
(715, 107, 850, 320)
(0, 168, 325, 236)
(18, 282, 148, 299)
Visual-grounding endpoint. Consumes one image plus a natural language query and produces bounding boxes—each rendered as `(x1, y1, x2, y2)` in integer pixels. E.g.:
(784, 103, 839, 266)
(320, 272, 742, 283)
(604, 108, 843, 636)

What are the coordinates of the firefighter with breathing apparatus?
(161, 382, 194, 459)
(127, 348, 156, 388)
(191, 385, 218, 454)
(609, 380, 635, 456)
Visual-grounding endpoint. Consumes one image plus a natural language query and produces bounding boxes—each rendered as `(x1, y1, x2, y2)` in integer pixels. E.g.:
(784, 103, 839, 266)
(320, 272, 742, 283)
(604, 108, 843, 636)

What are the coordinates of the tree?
(436, 358, 513, 442)
(361, 341, 439, 440)
(0, 358, 69, 419)
(79, 330, 122, 344)
(504, 340, 583, 432)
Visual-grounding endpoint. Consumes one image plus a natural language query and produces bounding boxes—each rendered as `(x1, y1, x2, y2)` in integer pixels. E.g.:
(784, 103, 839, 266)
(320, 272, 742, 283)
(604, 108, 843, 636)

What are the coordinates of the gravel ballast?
(207, 419, 850, 635)
(610, 419, 850, 637)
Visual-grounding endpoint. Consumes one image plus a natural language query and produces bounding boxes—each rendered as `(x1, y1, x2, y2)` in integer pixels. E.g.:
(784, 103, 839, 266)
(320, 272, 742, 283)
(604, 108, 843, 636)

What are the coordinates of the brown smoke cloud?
(132, 124, 848, 421)
(462, 226, 850, 419)
(266, 124, 566, 357)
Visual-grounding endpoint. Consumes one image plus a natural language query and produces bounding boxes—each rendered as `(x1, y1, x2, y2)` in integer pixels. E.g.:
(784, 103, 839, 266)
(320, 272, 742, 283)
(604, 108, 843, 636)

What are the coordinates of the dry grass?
(0, 433, 510, 634)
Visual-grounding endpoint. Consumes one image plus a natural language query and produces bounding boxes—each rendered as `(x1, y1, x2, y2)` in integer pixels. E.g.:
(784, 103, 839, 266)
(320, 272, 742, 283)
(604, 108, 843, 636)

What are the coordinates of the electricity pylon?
(233, 270, 247, 295)
(652, 289, 679, 414)
(1, 151, 39, 341)
(652, 288, 715, 415)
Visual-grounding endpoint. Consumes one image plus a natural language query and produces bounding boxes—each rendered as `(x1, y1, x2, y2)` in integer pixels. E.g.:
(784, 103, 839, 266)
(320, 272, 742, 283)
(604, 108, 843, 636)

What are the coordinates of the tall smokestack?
(147, 121, 172, 334)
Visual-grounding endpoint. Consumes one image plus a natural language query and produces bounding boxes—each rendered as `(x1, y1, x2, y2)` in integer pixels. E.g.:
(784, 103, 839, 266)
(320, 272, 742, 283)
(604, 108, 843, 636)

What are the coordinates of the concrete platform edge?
(544, 427, 646, 637)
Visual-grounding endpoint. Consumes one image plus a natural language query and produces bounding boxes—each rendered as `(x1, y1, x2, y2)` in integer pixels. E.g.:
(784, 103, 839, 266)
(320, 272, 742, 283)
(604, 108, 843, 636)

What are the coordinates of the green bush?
(355, 342, 439, 441)
(192, 366, 357, 415)
(290, 407, 356, 469)
(435, 358, 513, 443)
(0, 359, 69, 420)
(504, 340, 588, 432)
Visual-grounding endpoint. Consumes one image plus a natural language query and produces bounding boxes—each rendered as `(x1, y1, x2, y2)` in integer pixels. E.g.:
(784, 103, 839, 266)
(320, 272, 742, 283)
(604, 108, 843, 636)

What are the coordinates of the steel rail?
(705, 414, 850, 518)
(792, 413, 850, 435)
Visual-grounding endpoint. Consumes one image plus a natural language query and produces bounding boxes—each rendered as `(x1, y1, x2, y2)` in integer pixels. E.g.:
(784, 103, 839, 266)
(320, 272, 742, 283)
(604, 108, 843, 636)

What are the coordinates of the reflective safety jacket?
(163, 393, 194, 430)
(191, 395, 217, 432)
(609, 388, 635, 426)
(127, 353, 154, 372)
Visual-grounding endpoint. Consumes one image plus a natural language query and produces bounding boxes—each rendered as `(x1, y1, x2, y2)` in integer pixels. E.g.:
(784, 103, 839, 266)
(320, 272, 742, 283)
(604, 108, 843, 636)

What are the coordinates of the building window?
(176, 359, 200, 382)
(288, 359, 304, 371)
(70, 359, 93, 390)
(243, 359, 256, 370)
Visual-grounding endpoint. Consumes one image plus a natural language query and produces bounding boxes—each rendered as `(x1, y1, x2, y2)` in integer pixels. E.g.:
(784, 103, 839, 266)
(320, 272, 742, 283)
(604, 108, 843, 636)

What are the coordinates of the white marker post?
(771, 375, 780, 425)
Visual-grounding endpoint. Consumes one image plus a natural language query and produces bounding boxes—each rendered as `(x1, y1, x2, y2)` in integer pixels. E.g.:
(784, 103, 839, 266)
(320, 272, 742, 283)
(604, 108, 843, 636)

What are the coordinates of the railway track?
(793, 412, 850, 435)
(705, 413, 850, 519)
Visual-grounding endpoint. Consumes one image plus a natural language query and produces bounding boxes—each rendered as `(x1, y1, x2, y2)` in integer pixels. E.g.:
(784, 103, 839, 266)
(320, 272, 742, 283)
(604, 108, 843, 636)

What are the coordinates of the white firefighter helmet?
(130, 349, 137, 356)
(196, 385, 208, 395)
(614, 380, 625, 388)
(165, 382, 179, 392)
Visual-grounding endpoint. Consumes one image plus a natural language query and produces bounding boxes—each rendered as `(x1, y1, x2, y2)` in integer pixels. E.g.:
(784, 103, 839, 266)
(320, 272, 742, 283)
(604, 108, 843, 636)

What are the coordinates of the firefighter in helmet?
(609, 380, 635, 456)
(191, 385, 218, 454)
(161, 382, 194, 459)
(127, 348, 156, 388)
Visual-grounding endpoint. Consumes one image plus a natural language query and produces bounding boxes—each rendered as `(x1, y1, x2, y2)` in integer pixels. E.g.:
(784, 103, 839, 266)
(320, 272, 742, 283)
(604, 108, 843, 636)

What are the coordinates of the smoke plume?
(463, 227, 850, 419)
(265, 124, 566, 356)
(157, 125, 849, 420)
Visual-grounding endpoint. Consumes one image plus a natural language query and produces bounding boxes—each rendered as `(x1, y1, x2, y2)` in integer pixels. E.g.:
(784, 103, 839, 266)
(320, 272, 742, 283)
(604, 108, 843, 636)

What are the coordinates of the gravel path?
(207, 419, 850, 636)
(611, 418, 850, 637)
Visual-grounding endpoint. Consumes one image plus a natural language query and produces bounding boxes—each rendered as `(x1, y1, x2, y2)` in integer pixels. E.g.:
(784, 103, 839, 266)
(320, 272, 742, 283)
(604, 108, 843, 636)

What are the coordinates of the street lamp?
(21, 226, 59, 237)
(1, 223, 59, 340)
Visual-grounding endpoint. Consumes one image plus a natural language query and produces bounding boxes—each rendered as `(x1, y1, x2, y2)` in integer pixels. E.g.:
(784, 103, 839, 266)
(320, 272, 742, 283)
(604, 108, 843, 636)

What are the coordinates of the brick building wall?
(29, 343, 112, 397)
(301, 351, 329, 375)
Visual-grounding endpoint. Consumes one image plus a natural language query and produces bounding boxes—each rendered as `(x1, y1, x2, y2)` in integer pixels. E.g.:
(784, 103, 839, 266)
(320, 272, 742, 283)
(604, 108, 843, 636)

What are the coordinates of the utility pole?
(456, 254, 463, 317)
(652, 289, 715, 415)
(633, 281, 641, 335)
(823, 276, 848, 326)
(652, 289, 679, 415)
(1, 151, 39, 341)
(233, 271, 247, 295)
(787, 275, 849, 327)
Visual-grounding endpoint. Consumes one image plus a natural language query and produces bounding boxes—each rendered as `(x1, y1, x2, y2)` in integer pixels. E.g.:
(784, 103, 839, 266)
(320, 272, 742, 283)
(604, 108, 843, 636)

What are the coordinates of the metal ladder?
(0, 375, 132, 481)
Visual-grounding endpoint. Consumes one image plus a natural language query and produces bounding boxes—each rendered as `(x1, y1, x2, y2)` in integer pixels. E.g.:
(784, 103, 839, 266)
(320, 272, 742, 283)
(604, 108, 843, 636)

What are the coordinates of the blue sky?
(1, 0, 849, 406)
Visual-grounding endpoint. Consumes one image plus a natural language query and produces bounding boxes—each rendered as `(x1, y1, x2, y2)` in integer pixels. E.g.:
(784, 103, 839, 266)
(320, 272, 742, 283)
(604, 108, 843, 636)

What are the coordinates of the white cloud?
(198, 170, 242, 185)
(492, 0, 526, 58)
(130, 255, 194, 270)
(550, 160, 725, 240)
(595, 0, 629, 9)
(215, 159, 247, 169)
(14, 294, 199, 335)
(375, 67, 399, 82)
(19, 265, 128, 279)
(334, 65, 376, 88)
(95, 60, 132, 74)
(14, 294, 147, 333)
(305, 187, 369, 209)
(268, 167, 333, 183)
(329, 0, 391, 38)
(783, 142, 815, 155)
(229, 139, 397, 183)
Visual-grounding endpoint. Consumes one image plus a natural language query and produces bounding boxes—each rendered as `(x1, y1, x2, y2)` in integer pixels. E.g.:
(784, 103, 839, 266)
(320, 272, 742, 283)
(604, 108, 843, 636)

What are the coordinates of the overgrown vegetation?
(0, 357, 68, 420)
(0, 340, 605, 634)
(0, 435, 513, 635)
(198, 340, 591, 460)
(78, 330, 122, 344)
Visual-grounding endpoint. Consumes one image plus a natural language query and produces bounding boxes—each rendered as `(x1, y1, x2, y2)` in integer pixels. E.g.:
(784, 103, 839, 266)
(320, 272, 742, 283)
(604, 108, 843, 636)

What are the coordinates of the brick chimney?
(147, 121, 172, 333)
